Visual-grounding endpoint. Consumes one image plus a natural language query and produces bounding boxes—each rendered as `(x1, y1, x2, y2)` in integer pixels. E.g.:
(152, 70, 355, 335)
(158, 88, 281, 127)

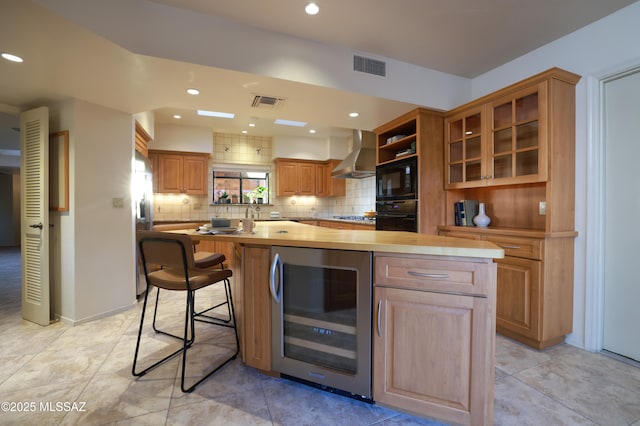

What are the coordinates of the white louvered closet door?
(20, 106, 50, 326)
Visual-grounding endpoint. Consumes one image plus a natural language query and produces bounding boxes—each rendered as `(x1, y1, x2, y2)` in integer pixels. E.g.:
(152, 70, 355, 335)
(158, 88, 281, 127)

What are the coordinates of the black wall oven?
(270, 246, 372, 400)
(375, 199, 418, 232)
(375, 157, 417, 201)
(376, 157, 418, 232)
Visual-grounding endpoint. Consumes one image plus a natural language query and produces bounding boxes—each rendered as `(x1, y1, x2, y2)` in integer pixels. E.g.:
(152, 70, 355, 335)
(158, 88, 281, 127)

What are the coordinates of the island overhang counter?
(169, 221, 503, 426)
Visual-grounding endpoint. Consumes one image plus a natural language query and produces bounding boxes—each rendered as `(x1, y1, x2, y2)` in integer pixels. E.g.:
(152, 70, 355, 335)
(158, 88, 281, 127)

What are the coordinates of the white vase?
(473, 203, 491, 227)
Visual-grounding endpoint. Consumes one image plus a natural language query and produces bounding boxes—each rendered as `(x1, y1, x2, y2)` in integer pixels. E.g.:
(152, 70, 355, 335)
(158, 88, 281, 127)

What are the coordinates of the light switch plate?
(539, 201, 547, 215)
(112, 197, 124, 208)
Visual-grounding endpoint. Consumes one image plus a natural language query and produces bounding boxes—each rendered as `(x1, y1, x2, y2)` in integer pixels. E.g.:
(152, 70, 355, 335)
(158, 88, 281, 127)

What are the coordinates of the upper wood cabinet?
(315, 159, 346, 197)
(374, 108, 445, 234)
(148, 150, 209, 195)
(134, 121, 152, 158)
(445, 68, 579, 189)
(274, 158, 345, 197)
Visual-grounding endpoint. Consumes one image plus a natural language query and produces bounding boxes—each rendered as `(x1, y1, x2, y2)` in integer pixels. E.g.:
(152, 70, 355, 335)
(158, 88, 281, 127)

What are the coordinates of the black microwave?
(376, 157, 417, 200)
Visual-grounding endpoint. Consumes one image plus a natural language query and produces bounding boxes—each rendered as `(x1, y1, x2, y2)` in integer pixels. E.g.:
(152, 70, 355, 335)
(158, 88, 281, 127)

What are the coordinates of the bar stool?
(133, 231, 239, 393)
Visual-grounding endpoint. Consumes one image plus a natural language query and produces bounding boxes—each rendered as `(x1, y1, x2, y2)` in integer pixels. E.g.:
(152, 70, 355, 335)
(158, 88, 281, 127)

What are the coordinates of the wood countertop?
(180, 221, 504, 259)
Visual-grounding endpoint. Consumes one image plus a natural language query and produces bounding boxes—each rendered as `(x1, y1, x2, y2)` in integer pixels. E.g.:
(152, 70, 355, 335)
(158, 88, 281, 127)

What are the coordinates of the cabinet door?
(215, 241, 235, 269)
(374, 287, 493, 426)
(445, 107, 485, 189)
(317, 220, 354, 230)
(183, 155, 208, 195)
(495, 256, 541, 340)
(148, 152, 159, 193)
(157, 154, 183, 193)
(241, 245, 272, 370)
(297, 162, 315, 195)
(488, 82, 548, 185)
(276, 161, 299, 196)
(327, 159, 346, 197)
(315, 162, 329, 196)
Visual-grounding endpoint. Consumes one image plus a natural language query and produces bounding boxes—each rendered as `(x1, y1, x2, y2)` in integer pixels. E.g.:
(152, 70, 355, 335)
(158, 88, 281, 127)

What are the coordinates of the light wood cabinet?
(238, 245, 272, 371)
(274, 158, 345, 197)
(373, 253, 496, 426)
(439, 227, 575, 349)
(374, 108, 445, 234)
(197, 239, 235, 270)
(275, 159, 315, 196)
(438, 68, 580, 349)
(149, 150, 209, 195)
(317, 220, 348, 229)
(494, 255, 541, 341)
(313, 220, 375, 230)
(445, 69, 578, 189)
(315, 159, 346, 197)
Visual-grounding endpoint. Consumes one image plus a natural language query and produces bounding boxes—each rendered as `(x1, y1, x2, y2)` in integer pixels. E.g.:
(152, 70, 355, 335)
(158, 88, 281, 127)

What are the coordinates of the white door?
(20, 106, 50, 326)
(603, 70, 640, 361)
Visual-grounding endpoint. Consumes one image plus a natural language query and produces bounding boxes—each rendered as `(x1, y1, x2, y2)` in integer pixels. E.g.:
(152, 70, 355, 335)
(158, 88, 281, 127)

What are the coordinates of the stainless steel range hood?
(331, 130, 376, 179)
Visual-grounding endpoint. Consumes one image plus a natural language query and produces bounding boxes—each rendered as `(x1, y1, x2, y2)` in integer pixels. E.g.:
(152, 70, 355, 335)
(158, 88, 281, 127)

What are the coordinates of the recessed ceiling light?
(197, 109, 235, 119)
(309, 129, 316, 134)
(305, 2, 319, 15)
(242, 130, 248, 134)
(173, 114, 182, 119)
(249, 123, 256, 127)
(186, 88, 200, 95)
(274, 119, 307, 127)
(349, 112, 359, 118)
(1, 53, 23, 63)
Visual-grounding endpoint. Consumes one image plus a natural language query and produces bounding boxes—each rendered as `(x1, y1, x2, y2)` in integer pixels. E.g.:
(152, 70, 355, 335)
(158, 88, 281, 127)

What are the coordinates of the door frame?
(584, 59, 640, 352)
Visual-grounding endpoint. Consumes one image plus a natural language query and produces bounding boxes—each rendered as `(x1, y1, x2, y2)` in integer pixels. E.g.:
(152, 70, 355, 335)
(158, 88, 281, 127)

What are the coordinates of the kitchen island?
(173, 221, 503, 426)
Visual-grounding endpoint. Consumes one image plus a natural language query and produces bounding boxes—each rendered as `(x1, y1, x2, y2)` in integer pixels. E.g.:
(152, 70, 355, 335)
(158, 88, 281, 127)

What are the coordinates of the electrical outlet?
(539, 201, 547, 215)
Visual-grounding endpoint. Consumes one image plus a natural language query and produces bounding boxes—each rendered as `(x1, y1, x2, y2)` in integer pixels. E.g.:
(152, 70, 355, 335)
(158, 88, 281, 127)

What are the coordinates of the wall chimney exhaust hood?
(331, 130, 376, 179)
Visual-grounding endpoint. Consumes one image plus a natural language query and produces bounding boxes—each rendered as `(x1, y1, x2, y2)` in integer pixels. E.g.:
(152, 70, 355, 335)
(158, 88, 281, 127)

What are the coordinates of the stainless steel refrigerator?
(134, 151, 153, 295)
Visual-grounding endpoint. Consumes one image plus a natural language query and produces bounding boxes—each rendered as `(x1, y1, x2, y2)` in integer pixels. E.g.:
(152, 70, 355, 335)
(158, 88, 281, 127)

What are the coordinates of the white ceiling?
(0, 0, 636, 165)
(150, 0, 635, 78)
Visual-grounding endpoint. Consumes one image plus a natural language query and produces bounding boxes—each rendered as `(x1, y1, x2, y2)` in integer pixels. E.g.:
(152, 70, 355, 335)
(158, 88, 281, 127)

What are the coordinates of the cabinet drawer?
(439, 230, 483, 240)
(484, 235, 542, 260)
(375, 254, 493, 296)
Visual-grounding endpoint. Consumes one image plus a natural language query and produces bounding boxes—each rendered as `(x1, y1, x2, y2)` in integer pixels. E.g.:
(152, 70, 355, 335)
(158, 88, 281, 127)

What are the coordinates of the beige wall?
(49, 99, 136, 324)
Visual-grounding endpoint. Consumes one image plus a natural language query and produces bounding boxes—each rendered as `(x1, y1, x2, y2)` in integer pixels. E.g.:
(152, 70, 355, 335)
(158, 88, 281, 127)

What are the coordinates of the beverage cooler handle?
(269, 252, 282, 304)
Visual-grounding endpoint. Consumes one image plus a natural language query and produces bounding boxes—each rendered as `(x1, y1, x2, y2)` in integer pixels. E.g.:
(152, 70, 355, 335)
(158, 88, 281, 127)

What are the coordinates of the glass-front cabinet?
(445, 82, 548, 189)
(445, 108, 483, 186)
(489, 82, 547, 184)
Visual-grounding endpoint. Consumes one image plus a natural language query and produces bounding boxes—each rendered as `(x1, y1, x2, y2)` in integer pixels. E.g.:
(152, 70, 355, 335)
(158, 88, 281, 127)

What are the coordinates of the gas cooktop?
(333, 215, 375, 221)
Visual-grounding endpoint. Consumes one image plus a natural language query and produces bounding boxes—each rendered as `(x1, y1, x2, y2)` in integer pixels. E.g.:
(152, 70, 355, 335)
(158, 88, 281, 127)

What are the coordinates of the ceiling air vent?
(353, 55, 386, 77)
(251, 95, 286, 109)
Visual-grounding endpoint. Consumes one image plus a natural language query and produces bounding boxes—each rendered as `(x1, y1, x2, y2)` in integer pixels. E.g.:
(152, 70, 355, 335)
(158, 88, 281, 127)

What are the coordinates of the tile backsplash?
(153, 175, 376, 222)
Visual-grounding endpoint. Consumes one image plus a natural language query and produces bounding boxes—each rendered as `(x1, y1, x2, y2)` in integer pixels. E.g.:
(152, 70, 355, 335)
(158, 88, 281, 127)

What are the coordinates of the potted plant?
(218, 191, 229, 204)
(252, 186, 266, 204)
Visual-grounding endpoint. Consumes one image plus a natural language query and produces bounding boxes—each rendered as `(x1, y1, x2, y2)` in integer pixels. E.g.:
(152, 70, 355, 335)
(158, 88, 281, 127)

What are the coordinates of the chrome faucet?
(245, 203, 261, 219)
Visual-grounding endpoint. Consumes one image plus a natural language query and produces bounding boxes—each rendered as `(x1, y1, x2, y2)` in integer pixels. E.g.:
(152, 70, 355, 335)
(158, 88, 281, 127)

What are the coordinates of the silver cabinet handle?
(269, 252, 282, 304)
(497, 244, 521, 249)
(376, 299, 382, 337)
(408, 271, 449, 279)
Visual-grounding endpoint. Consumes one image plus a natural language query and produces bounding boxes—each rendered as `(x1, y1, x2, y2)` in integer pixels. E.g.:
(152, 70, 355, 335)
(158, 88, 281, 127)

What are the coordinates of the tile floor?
(1, 245, 639, 425)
